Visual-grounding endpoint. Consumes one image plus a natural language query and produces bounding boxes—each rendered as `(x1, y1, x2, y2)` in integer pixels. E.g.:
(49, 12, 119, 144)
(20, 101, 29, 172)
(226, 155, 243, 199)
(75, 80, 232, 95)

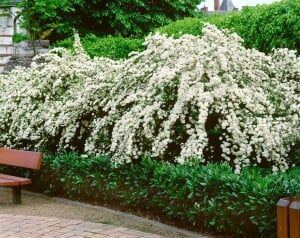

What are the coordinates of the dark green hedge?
(53, 34, 145, 59)
(156, 0, 300, 54)
(212, 0, 300, 54)
(81, 34, 145, 59)
(23, 153, 300, 238)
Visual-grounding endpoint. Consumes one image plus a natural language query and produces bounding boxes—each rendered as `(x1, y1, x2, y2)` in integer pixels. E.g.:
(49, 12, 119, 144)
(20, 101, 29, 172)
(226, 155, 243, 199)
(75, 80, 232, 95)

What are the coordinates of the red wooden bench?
(0, 148, 43, 204)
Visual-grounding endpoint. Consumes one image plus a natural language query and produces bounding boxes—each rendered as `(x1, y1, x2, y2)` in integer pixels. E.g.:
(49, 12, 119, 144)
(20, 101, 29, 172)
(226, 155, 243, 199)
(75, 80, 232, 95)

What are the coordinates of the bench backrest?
(0, 148, 43, 170)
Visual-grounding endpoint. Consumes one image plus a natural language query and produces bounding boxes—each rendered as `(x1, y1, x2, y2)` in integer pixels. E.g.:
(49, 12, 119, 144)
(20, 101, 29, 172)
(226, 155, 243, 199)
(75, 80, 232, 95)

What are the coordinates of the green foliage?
(28, 151, 300, 238)
(13, 33, 31, 43)
(291, 141, 300, 166)
(54, 34, 146, 59)
(17, 0, 76, 41)
(156, 0, 300, 54)
(218, 0, 300, 54)
(81, 34, 145, 59)
(18, 0, 202, 41)
(51, 37, 74, 50)
(155, 17, 204, 38)
(0, 0, 19, 7)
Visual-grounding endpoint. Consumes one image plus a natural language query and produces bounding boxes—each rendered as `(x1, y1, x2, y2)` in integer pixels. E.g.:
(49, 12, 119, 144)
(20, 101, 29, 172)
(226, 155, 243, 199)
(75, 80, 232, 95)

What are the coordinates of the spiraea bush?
(0, 24, 299, 172)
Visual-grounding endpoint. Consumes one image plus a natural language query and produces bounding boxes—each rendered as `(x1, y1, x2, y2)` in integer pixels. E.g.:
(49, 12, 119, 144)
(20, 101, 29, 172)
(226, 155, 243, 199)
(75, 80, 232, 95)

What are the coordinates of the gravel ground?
(0, 187, 220, 238)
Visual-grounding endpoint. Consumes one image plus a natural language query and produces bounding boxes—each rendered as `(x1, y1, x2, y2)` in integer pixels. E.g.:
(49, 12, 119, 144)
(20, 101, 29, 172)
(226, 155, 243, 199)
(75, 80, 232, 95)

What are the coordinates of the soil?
(0, 187, 229, 238)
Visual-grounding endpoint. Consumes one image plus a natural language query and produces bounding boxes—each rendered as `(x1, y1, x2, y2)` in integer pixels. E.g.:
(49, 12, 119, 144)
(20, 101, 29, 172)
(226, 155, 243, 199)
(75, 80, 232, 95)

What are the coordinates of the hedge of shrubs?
(19, 152, 299, 238)
(53, 34, 146, 60)
(157, 0, 300, 54)
(55, 0, 299, 59)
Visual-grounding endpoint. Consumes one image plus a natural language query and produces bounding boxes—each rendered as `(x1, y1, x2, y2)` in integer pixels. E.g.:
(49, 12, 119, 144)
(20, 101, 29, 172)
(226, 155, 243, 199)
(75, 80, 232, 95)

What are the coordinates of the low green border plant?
(20, 151, 300, 238)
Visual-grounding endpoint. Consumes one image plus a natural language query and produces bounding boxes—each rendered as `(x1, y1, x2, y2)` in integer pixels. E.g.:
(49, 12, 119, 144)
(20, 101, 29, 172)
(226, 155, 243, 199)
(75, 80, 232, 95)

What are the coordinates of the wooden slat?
(289, 198, 300, 238)
(0, 173, 32, 185)
(0, 148, 43, 170)
(277, 197, 292, 238)
(0, 178, 19, 186)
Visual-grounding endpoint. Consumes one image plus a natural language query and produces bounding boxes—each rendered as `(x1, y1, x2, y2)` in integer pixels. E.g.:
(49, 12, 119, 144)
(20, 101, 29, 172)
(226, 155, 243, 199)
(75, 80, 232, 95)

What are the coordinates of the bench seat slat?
(0, 173, 32, 186)
(0, 178, 19, 186)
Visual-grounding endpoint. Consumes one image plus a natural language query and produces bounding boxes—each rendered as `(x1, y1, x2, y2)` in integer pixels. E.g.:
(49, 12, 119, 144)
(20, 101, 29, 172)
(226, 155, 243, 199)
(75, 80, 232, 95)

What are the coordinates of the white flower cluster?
(0, 24, 299, 172)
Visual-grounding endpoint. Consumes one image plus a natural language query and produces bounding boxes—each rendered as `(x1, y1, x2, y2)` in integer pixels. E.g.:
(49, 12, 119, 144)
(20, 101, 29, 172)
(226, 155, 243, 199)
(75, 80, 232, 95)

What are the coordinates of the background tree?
(18, 0, 202, 41)
(17, 0, 76, 42)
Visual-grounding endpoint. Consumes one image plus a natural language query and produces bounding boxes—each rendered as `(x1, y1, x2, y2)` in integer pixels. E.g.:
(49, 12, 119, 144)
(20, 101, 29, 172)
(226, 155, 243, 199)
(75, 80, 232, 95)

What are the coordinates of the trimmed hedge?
(156, 0, 300, 54)
(21, 152, 300, 238)
(53, 34, 145, 59)
(154, 17, 204, 39)
(81, 34, 145, 59)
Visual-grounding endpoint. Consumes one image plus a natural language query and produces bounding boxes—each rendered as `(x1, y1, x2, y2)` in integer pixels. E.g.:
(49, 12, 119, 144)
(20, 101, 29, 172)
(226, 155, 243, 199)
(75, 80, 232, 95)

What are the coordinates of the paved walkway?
(0, 214, 162, 238)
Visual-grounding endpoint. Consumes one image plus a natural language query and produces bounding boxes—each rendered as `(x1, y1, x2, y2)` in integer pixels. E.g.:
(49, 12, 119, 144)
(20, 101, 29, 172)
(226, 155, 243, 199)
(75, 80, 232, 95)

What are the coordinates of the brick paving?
(0, 214, 162, 238)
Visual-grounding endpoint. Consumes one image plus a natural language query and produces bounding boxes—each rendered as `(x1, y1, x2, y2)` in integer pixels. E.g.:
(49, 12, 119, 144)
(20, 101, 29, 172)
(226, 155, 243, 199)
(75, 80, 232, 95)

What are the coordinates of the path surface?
(0, 188, 213, 238)
(0, 214, 161, 238)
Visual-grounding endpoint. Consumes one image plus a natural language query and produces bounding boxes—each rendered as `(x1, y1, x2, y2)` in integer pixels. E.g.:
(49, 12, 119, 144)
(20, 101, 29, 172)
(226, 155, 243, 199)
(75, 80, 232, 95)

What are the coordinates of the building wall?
(0, 4, 49, 73)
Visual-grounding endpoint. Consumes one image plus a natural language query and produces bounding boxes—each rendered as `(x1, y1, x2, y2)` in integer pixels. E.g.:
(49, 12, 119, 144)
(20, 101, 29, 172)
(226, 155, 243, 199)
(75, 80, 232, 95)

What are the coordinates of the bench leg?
(12, 186, 22, 204)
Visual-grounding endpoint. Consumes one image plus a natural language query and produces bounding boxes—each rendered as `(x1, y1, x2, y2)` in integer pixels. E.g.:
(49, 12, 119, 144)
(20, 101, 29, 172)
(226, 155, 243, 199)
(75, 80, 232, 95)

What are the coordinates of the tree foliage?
(17, 0, 75, 40)
(18, 0, 202, 41)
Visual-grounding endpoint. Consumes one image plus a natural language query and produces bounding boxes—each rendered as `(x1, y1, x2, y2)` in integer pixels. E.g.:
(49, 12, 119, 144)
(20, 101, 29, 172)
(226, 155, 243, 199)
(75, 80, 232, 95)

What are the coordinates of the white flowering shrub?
(0, 34, 121, 151)
(0, 24, 299, 172)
